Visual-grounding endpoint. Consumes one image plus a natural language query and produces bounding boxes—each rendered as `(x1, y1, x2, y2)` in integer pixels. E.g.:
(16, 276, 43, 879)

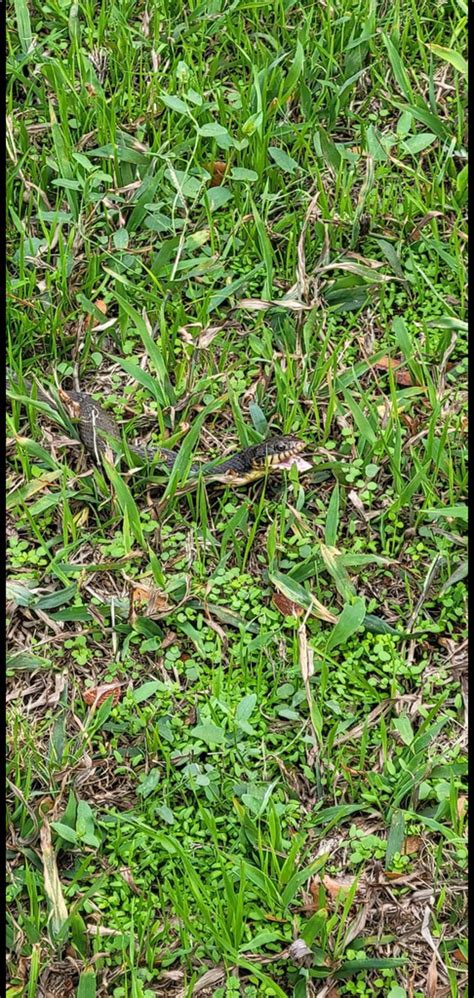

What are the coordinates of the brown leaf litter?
(82, 682, 123, 708)
(273, 591, 304, 617)
(299, 830, 465, 995)
(371, 355, 415, 386)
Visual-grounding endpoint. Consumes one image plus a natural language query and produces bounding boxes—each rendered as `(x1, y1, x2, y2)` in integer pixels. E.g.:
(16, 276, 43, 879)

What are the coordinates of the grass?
(6, 0, 468, 995)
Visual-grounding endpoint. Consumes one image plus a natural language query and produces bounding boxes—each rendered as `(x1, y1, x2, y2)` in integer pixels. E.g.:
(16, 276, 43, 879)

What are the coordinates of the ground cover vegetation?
(6, 0, 468, 995)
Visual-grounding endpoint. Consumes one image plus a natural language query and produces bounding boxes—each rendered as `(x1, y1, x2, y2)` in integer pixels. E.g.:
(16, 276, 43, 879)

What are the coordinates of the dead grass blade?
(40, 816, 69, 938)
(333, 699, 395, 745)
(236, 297, 311, 312)
(296, 192, 321, 303)
(421, 904, 449, 978)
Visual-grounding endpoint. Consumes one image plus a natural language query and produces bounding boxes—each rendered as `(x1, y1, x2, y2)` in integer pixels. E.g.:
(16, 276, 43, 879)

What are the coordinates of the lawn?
(6, 0, 468, 996)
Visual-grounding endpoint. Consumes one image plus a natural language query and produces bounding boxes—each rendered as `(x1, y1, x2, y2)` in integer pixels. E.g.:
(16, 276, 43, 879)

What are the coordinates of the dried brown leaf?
(178, 966, 225, 996)
(348, 489, 367, 518)
(372, 355, 414, 386)
(94, 299, 107, 319)
(457, 795, 467, 819)
(308, 878, 323, 910)
(40, 817, 69, 936)
(403, 835, 422, 855)
(343, 902, 369, 947)
(409, 211, 443, 242)
(83, 683, 122, 708)
(322, 873, 356, 899)
(400, 413, 422, 435)
(392, 368, 414, 387)
(426, 952, 438, 998)
(129, 580, 171, 621)
(273, 592, 304, 617)
(237, 297, 311, 312)
(298, 622, 314, 684)
(179, 322, 234, 349)
(206, 160, 228, 187)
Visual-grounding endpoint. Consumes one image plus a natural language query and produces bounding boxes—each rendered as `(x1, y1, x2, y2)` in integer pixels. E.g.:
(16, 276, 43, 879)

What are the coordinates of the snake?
(7, 375, 311, 486)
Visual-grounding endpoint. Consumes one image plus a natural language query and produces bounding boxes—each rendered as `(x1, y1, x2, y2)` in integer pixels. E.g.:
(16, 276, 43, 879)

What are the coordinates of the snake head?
(253, 436, 312, 473)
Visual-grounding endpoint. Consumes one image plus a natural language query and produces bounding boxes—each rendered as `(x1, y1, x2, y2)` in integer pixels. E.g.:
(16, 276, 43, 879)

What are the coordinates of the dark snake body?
(8, 378, 306, 485)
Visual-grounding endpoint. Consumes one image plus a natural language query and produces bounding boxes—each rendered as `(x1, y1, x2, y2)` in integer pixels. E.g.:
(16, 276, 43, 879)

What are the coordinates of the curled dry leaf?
(83, 683, 122, 707)
(182, 966, 226, 996)
(179, 322, 202, 345)
(322, 873, 357, 899)
(180, 321, 240, 350)
(288, 938, 313, 968)
(457, 795, 467, 819)
(91, 300, 116, 333)
(87, 299, 107, 330)
(298, 622, 314, 686)
(129, 581, 171, 622)
(16, 956, 30, 984)
(74, 508, 89, 528)
(401, 413, 422, 435)
(85, 924, 124, 937)
(403, 835, 423, 855)
(309, 873, 359, 910)
(206, 160, 228, 187)
(273, 592, 304, 617)
(103, 443, 115, 465)
(372, 355, 414, 387)
(38, 797, 55, 817)
(348, 489, 367, 518)
(409, 211, 443, 242)
(308, 878, 321, 910)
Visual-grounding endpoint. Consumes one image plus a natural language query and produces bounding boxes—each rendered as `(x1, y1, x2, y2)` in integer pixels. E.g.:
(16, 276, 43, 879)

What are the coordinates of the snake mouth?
(274, 453, 312, 472)
(214, 440, 312, 484)
(264, 440, 312, 474)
